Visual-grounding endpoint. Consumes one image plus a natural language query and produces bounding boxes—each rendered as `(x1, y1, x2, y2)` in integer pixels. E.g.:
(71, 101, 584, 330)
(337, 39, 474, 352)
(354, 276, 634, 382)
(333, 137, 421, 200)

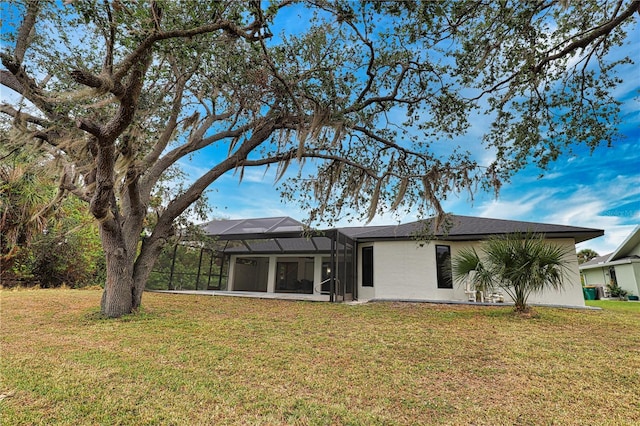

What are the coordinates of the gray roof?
(201, 215, 603, 255)
(347, 215, 603, 243)
(200, 216, 307, 240)
(580, 253, 612, 267)
(201, 217, 340, 255)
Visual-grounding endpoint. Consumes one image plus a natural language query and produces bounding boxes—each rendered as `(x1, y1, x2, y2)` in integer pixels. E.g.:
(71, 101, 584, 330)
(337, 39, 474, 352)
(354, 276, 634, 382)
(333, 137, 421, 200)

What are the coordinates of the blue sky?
(195, 13, 640, 257)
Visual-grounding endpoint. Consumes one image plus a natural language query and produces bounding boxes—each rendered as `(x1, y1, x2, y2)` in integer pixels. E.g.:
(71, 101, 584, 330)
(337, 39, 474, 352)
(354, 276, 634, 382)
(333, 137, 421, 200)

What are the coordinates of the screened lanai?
(200, 217, 356, 302)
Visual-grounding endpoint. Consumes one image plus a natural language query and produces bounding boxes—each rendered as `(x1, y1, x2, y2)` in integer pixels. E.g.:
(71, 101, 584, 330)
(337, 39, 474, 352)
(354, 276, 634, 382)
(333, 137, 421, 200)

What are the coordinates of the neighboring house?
(201, 215, 603, 307)
(579, 225, 640, 298)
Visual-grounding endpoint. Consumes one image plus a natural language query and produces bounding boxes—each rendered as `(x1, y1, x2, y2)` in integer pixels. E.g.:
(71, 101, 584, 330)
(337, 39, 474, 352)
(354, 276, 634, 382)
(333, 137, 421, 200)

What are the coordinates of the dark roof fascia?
(352, 230, 604, 244)
(226, 248, 332, 255)
(217, 229, 603, 244)
(213, 231, 310, 241)
(221, 232, 344, 255)
(212, 228, 341, 242)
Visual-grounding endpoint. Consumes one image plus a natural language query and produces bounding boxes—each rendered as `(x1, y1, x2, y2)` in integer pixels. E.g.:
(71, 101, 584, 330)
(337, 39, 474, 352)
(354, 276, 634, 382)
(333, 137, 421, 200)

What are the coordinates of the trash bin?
(583, 286, 597, 300)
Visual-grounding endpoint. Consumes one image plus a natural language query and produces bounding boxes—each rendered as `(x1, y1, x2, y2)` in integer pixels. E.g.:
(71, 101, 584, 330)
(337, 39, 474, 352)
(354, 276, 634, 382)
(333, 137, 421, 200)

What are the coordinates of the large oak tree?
(1, 0, 637, 317)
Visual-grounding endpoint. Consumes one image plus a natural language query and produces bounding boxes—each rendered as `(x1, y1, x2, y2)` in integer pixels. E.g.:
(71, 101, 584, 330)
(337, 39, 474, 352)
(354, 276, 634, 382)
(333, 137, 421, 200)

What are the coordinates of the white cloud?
(475, 192, 556, 220)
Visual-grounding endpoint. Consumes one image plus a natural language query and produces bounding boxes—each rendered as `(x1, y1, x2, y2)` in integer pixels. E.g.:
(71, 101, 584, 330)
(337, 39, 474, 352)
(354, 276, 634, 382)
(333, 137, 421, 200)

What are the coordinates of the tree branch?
(75, 117, 103, 138)
(533, 0, 640, 73)
(0, 104, 48, 127)
(101, 0, 115, 74)
(0, 70, 24, 94)
(343, 63, 410, 114)
(14, 0, 40, 65)
(342, 14, 376, 106)
(140, 60, 188, 171)
(113, 20, 270, 82)
(141, 118, 251, 197)
(69, 69, 124, 98)
(0, 53, 56, 117)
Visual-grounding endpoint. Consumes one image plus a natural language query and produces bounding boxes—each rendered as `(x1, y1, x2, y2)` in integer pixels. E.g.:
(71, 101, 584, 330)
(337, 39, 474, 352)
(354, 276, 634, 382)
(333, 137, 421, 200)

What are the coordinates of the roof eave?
(355, 230, 604, 243)
(606, 225, 640, 262)
(579, 257, 640, 270)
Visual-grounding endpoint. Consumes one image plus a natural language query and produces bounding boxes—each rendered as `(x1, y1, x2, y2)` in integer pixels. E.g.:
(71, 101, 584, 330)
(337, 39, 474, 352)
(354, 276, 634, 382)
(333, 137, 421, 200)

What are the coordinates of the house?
(200, 215, 603, 307)
(579, 225, 640, 298)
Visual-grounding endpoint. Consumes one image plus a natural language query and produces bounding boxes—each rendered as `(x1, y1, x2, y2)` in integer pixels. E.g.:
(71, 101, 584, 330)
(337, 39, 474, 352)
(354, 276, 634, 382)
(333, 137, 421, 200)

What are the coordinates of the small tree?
(453, 233, 573, 312)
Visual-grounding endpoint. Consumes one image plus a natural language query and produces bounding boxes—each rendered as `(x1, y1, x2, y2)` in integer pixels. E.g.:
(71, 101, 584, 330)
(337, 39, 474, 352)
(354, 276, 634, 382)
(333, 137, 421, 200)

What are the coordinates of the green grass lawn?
(1, 289, 638, 425)
(586, 299, 640, 313)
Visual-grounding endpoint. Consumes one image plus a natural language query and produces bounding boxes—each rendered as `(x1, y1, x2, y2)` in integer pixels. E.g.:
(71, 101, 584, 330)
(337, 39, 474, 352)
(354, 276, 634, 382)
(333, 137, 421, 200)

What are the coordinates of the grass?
(1, 289, 639, 425)
(586, 299, 640, 313)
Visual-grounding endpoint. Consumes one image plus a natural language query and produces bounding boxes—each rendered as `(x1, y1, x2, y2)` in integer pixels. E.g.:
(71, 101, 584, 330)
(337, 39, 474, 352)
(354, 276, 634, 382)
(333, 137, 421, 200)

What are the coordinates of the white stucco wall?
(633, 263, 640, 297)
(582, 268, 609, 287)
(629, 244, 640, 257)
(634, 263, 640, 297)
(613, 263, 640, 297)
(357, 240, 468, 302)
(523, 239, 584, 307)
(358, 238, 585, 307)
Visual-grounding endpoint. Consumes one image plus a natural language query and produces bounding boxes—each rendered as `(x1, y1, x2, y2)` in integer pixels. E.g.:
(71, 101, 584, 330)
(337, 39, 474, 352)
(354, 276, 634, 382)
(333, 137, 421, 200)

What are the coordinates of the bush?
(607, 281, 628, 299)
(4, 198, 105, 288)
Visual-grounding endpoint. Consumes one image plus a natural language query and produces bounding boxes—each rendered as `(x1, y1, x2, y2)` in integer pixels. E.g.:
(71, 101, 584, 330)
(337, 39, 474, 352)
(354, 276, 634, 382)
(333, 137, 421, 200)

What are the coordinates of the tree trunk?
(99, 222, 136, 318)
(101, 251, 135, 317)
(131, 237, 165, 310)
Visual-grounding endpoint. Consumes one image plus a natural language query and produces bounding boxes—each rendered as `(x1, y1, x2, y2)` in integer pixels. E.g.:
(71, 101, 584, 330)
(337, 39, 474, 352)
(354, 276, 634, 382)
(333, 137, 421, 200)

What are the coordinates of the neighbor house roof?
(580, 225, 640, 270)
(580, 253, 612, 268)
(607, 225, 640, 262)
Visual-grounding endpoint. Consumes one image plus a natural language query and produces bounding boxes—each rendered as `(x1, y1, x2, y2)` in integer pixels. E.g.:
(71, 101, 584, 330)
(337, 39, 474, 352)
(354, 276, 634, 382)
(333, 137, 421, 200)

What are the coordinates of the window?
(435, 245, 453, 289)
(362, 246, 373, 287)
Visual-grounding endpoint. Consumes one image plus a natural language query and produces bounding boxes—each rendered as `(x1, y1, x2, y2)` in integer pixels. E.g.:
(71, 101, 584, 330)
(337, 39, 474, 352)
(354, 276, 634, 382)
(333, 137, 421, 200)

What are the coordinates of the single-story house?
(200, 215, 603, 307)
(579, 225, 640, 298)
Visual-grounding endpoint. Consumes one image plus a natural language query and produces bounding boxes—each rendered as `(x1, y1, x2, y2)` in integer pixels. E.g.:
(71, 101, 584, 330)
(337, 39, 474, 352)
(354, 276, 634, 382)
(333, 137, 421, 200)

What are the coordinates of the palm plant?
(453, 233, 573, 312)
(0, 161, 50, 259)
(453, 247, 496, 301)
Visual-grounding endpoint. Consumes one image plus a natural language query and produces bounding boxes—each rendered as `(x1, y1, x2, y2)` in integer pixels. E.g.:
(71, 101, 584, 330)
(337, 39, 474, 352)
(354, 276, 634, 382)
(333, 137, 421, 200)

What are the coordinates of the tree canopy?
(577, 248, 600, 264)
(1, 0, 637, 317)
